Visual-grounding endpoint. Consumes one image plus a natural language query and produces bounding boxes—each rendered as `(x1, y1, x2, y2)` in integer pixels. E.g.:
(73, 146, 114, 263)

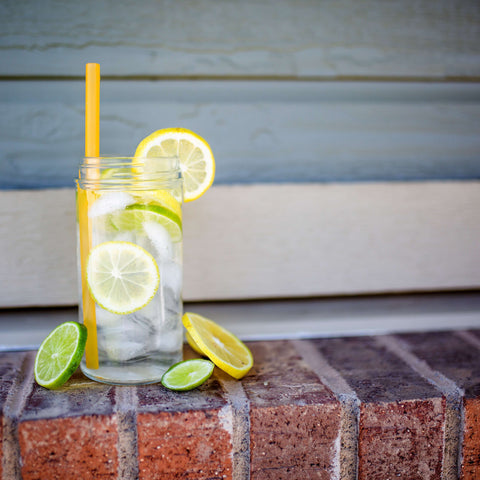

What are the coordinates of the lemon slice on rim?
(86, 241, 160, 314)
(182, 312, 253, 379)
(134, 128, 215, 202)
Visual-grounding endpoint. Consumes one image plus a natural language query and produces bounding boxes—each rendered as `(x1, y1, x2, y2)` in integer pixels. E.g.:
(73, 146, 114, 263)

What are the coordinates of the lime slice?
(134, 128, 215, 202)
(87, 241, 160, 314)
(161, 359, 214, 391)
(110, 203, 182, 242)
(34, 321, 87, 389)
(182, 312, 253, 379)
(136, 189, 182, 221)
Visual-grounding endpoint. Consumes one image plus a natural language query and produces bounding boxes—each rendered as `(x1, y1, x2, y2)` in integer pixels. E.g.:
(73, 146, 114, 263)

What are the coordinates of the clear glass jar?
(76, 156, 183, 385)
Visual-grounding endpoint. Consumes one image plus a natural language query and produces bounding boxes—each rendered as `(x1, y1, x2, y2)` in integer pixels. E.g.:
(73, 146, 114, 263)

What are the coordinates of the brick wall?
(1, 330, 480, 479)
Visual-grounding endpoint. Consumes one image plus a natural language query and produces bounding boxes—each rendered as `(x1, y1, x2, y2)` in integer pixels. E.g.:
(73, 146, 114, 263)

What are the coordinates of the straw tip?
(86, 63, 100, 72)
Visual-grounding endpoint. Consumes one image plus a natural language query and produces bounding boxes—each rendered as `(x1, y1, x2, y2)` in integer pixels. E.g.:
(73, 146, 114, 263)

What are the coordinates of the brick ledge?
(1, 330, 480, 479)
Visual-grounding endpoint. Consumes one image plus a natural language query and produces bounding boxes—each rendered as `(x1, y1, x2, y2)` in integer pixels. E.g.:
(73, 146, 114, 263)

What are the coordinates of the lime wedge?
(34, 321, 87, 389)
(87, 241, 160, 314)
(110, 203, 182, 242)
(161, 359, 214, 391)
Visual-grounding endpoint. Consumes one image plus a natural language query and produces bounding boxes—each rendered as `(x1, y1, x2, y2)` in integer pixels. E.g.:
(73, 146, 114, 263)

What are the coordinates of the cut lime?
(161, 359, 214, 391)
(136, 189, 182, 220)
(86, 241, 160, 314)
(34, 321, 87, 389)
(110, 203, 182, 242)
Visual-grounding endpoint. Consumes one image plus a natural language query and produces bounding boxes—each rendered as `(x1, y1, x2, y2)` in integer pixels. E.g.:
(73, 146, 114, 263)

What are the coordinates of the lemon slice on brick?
(87, 241, 160, 314)
(135, 128, 215, 202)
(182, 312, 253, 379)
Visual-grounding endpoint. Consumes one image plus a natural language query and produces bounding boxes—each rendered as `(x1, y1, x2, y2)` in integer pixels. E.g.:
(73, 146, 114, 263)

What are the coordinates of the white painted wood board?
(1, 81, 479, 188)
(1, 293, 480, 350)
(1, 0, 479, 77)
(0, 182, 478, 308)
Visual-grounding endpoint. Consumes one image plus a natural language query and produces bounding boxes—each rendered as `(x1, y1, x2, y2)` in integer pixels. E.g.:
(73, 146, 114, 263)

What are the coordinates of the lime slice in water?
(136, 189, 182, 220)
(87, 241, 160, 314)
(110, 203, 182, 242)
(34, 321, 87, 389)
(161, 359, 215, 391)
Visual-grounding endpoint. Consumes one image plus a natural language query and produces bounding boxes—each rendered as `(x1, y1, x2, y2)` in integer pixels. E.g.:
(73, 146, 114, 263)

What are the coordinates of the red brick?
(0, 352, 26, 479)
(463, 397, 480, 480)
(243, 341, 341, 480)
(18, 369, 118, 479)
(359, 399, 444, 479)
(397, 331, 480, 479)
(136, 371, 232, 480)
(313, 337, 445, 480)
(19, 415, 118, 479)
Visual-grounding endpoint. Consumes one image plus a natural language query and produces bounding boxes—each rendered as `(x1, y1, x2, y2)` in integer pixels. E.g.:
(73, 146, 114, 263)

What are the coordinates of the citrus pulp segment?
(185, 330, 205, 356)
(134, 128, 215, 202)
(161, 359, 214, 391)
(109, 203, 182, 242)
(86, 241, 160, 315)
(34, 321, 87, 389)
(182, 312, 253, 379)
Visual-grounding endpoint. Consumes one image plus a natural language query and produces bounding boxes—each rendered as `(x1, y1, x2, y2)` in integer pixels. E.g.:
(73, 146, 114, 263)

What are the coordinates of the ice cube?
(98, 312, 156, 362)
(95, 305, 121, 328)
(88, 192, 135, 218)
(160, 261, 182, 295)
(113, 230, 135, 243)
(154, 325, 183, 353)
(143, 221, 173, 261)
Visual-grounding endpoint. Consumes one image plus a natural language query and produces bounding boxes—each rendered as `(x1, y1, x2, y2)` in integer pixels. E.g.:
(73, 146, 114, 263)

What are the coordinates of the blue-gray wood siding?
(0, 0, 479, 189)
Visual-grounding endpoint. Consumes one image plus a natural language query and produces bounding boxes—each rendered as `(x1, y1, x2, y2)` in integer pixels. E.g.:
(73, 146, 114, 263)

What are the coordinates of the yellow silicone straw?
(79, 62, 100, 369)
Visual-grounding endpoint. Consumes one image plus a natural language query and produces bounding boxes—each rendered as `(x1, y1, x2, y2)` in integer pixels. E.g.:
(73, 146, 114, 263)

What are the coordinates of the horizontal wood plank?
(2, 293, 480, 350)
(0, 0, 479, 78)
(1, 81, 479, 188)
(0, 182, 478, 307)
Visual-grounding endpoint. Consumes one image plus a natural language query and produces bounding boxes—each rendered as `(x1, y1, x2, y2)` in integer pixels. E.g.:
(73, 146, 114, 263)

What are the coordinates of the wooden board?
(1, 0, 479, 78)
(0, 182, 478, 308)
(2, 293, 480, 350)
(1, 81, 479, 188)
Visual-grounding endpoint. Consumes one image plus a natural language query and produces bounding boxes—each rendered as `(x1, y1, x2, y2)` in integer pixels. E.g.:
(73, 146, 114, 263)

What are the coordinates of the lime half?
(161, 359, 214, 391)
(87, 241, 160, 314)
(34, 321, 87, 389)
(110, 203, 182, 242)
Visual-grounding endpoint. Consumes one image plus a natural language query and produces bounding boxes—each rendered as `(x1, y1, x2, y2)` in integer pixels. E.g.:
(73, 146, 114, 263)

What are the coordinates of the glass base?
(80, 353, 182, 385)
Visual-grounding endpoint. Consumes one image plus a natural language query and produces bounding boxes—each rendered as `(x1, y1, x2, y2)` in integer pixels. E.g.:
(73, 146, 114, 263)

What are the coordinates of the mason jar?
(76, 155, 183, 385)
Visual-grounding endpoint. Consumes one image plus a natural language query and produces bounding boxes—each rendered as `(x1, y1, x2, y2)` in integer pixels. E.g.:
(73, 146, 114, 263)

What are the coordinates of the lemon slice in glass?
(182, 312, 253, 379)
(86, 241, 160, 314)
(134, 128, 215, 202)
